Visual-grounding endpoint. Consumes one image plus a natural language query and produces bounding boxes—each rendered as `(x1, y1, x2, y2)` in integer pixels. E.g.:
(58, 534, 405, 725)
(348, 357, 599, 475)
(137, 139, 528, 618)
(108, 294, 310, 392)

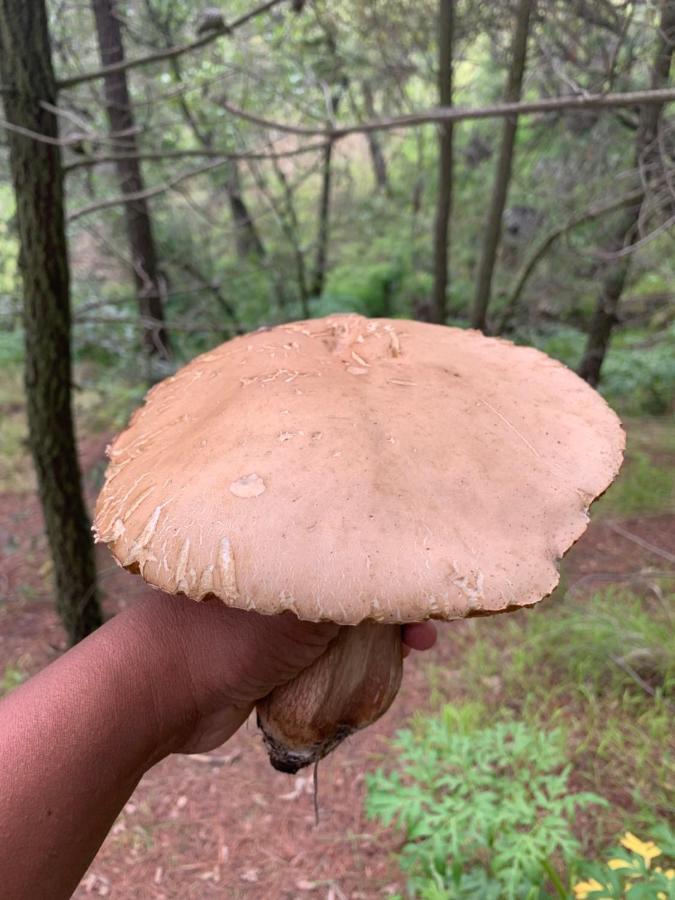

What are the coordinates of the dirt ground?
(1, 434, 673, 899)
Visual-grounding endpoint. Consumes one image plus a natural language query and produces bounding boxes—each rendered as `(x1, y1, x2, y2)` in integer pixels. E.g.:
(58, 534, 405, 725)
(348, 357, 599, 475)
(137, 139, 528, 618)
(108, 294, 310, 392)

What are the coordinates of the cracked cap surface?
(94, 315, 625, 624)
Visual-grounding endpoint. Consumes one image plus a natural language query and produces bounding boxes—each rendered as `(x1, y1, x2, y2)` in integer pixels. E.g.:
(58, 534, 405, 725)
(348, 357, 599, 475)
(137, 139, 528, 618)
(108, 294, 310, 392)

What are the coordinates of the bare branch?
(63, 140, 329, 172)
(76, 314, 225, 333)
(496, 189, 644, 332)
(67, 158, 231, 221)
(0, 114, 139, 148)
(606, 521, 675, 565)
(218, 88, 675, 139)
(57, 0, 289, 90)
(5, 89, 674, 151)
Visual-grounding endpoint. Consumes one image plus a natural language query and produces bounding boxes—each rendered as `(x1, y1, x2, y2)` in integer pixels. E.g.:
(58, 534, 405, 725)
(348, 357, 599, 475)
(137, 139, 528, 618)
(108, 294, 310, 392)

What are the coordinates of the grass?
(419, 582, 674, 860)
(593, 418, 675, 519)
(0, 664, 26, 696)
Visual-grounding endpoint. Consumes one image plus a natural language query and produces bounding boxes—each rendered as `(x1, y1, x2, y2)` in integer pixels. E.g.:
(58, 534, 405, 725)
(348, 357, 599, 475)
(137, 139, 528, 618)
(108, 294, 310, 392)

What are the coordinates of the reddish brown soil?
(1, 436, 673, 899)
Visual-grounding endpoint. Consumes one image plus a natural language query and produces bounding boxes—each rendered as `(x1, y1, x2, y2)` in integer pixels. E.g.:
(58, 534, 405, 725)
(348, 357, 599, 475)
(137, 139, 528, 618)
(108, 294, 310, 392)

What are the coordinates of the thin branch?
(5, 88, 675, 151)
(593, 211, 675, 260)
(63, 140, 329, 172)
(0, 115, 138, 148)
(57, 0, 289, 89)
(76, 314, 225, 333)
(67, 158, 231, 221)
(609, 654, 658, 699)
(605, 521, 675, 565)
(217, 88, 675, 138)
(496, 189, 644, 332)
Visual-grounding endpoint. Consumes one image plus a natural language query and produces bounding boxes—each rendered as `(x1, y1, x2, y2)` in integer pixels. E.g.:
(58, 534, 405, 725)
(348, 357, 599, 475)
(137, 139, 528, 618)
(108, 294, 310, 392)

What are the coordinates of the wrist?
(113, 593, 252, 759)
(106, 596, 202, 764)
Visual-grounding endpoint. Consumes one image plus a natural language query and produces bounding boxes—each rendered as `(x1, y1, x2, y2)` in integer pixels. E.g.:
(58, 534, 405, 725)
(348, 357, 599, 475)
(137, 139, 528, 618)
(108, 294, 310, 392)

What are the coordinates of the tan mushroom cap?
(94, 315, 624, 625)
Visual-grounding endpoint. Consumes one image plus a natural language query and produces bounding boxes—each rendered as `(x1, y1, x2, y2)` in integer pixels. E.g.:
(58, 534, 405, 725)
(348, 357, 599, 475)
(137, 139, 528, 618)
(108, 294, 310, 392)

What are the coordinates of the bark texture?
(471, 0, 536, 332)
(0, 0, 103, 643)
(224, 160, 266, 259)
(90, 0, 170, 361)
(578, 0, 675, 385)
(430, 0, 455, 324)
(310, 134, 335, 299)
(362, 81, 390, 193)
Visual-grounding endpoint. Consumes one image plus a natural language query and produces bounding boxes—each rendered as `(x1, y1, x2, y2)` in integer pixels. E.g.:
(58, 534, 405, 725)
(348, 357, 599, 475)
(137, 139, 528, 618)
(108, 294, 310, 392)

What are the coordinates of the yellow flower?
(654, 866, 675, 879)
(573, 878, 606, 899)
(620, 832, 662, 866)
(608, 858, 632, 871)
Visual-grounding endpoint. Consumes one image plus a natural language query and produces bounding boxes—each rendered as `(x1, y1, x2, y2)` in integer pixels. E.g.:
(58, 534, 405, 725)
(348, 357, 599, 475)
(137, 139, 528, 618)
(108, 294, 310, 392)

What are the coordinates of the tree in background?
(360, 81, 390, 193)
(90, 0, 171, 365)
(309, 18, 349, 299)
(578, 0, 675, 386)
(0, 0, 102, 643)
(471, 0, 536, 332)
(430, 0, 454, 325)
(143, 0, 266, 262)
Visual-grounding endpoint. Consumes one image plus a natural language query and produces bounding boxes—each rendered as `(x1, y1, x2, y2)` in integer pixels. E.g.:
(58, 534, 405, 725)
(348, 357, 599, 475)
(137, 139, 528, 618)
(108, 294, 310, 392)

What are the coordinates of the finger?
(402, 621, 437, 652)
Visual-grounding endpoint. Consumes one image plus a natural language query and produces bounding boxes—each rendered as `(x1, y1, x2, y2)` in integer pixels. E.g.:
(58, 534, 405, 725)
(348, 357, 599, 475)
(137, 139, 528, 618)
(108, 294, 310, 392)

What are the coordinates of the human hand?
(124, 592, 437, 756)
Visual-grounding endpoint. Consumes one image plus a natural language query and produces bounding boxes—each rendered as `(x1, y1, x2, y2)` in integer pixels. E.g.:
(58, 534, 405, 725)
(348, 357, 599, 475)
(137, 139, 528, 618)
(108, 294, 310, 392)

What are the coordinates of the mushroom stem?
(256, 622, 403, 773)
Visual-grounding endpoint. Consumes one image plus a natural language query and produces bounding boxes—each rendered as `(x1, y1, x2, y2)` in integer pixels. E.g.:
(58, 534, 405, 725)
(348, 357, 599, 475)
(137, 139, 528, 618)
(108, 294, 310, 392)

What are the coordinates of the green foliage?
(595, 450, 674, 518)
(469, 589, 675, 702)
(0, 183, 19, 303)
(455, 583, 674, 847)
(0, 329, 23, 366)
(366, 709, 605, 898)
(0, 665, 26, 696)
(528, 326, 675, 417)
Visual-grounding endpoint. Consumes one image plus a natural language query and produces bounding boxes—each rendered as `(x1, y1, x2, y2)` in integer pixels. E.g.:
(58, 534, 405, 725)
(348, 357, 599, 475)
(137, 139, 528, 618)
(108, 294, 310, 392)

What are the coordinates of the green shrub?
(524, 325, 675, 417)
(366, 707, 604, 898)
(466, 588, 674, 703)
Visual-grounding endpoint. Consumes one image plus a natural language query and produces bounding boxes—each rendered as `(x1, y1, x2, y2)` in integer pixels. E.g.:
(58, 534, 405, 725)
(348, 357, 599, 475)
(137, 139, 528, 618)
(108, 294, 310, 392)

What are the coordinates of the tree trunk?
(225, 160, 266, 259)
(471, 0, 536, 332)
(162, 43, 266, 262)
(310, 136, 335, 299)
(362, 82, 390, 193)
(90, 0, 170, 362)
(430, 0, 455, 325)
(0, 0, 103, 644)
(578, 0, 675, 385)
(311, 83, 347, 299)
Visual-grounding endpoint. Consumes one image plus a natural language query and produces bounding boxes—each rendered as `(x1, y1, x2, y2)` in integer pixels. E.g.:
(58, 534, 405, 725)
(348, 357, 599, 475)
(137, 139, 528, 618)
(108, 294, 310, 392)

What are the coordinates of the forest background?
(0, 1, 674, 897)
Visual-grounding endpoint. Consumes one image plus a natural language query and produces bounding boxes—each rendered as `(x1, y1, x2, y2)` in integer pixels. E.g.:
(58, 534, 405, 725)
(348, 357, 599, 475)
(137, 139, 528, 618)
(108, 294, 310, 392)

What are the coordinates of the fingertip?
(402, 621, 437, 652)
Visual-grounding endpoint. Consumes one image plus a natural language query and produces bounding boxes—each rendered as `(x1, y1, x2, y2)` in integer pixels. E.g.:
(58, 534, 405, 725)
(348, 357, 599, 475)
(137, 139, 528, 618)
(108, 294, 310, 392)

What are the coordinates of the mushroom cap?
(94, 315, 624, 625)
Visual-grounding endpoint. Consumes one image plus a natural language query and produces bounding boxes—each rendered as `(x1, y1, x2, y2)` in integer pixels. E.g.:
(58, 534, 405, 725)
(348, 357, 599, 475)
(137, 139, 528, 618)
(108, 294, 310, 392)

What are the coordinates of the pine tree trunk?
(362, 82, 390, 193)
(310, 137, 334, 299)
(163, 46, 266, 262)
(471, 0, 535, 332)
(0, 0, 103, 644)
(311, 83, 346, 299)
(430, 0, 455, 325)
(90, 0, 170, 362)
(578, 0, 675, 385)
(225, 160, 266, 259)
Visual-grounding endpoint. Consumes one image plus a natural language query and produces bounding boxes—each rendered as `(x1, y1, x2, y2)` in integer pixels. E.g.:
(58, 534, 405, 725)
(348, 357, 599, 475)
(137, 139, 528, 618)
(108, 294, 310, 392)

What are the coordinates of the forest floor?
(0, 383, 673, 899)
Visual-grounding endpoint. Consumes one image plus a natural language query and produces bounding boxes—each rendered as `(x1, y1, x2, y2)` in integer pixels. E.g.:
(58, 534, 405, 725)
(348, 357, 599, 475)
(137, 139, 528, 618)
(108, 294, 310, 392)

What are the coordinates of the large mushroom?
(94, 315, 624, 772)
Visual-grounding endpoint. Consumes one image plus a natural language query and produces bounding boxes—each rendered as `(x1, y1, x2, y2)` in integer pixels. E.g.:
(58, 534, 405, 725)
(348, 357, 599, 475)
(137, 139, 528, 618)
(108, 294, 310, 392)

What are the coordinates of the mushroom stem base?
(256, 622, 403, 773)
